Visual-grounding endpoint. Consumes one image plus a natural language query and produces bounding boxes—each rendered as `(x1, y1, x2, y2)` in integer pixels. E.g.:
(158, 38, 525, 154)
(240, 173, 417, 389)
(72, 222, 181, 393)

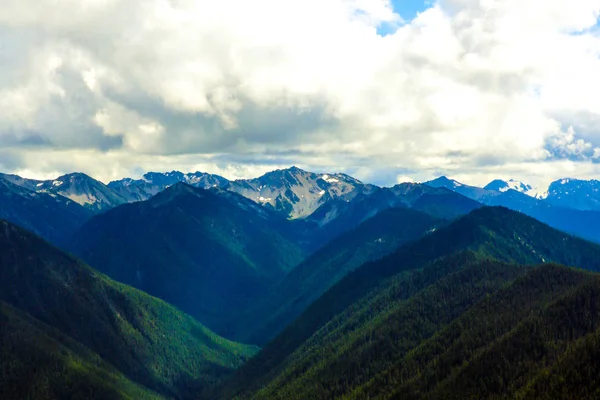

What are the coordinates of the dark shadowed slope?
(0, 220, 257, 399)
(69, 183, 306, 336)
(389, 183, 483, 219)
(305, 183, 481, 247)
(236, 207, 442, 345)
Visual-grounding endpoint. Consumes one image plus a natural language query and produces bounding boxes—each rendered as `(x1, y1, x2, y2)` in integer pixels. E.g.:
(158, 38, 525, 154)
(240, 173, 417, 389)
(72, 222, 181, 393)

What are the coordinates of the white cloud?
(396, 175, 415, 184)
(546, 126, 595, 159)
(0, 0, 600, 188)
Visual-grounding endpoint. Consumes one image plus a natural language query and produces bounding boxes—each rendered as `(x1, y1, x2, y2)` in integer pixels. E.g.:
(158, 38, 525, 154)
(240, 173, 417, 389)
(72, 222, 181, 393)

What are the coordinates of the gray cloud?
(0, 150, 23, 170)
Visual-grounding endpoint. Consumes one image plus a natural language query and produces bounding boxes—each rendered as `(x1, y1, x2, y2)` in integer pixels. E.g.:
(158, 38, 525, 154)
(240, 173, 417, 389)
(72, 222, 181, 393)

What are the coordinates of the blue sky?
(391, 0, 431, 21)
(377, 0, 432, 35)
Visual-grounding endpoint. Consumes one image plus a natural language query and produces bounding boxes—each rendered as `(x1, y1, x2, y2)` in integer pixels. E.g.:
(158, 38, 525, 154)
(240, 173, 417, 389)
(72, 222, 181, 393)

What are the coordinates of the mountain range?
(4, 166, 600, 219)
(105, 172, 600, 214)
(108, 166, 364, 219)
(3, 165, 600, 399)
(3, 167, 600, 234)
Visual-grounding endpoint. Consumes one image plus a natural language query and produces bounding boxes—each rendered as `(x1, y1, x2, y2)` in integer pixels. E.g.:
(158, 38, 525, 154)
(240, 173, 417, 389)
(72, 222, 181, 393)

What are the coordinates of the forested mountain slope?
(0, 301, 163, 400)
(69, 183, 306, 335)
(0, 220, 257, 399)
(236, 207, 442, 345)
(219, 207, 600, 399)
(231, 262, 600, 400)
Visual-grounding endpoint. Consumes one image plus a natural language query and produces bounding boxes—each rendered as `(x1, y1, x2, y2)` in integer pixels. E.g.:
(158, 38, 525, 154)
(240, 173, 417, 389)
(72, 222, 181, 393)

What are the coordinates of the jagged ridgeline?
(0, 220, 257, 400)
(5, 167, 600, 248)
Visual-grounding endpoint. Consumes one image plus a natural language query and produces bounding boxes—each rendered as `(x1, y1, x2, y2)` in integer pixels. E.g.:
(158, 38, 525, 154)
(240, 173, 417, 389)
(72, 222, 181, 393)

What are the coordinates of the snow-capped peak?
(544, 178, 600, 210)
(484, 179, 542, 198)
(503, 179, 532, 193)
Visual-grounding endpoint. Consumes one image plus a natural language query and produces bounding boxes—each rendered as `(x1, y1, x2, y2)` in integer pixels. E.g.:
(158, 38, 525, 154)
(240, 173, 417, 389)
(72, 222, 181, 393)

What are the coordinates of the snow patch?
(52, 180, 63, 187)
(64, 193, 98, 206)
(496, 179, 540, 198)
(321, 174, 340, 184)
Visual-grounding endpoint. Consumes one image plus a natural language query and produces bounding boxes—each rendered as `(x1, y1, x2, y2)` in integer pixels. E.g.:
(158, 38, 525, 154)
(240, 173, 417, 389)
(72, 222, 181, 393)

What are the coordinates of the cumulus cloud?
(1, 0, 600, 188)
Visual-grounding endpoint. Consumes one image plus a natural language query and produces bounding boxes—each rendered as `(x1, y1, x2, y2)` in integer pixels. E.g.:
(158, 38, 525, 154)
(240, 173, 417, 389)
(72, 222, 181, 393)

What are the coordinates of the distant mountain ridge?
(426, 175, 600, 243)
(0, 175, 93, 246)
(4, 167, 600, 215)
(1, 172, 126, 211)
(109, 168, 481, 225)
(544, 177, 600, 210)
(108, 166, 364, 219)
(108, 171, 229, 202)
(107, 170, 600, 217)
(4, 167, 600, 244)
